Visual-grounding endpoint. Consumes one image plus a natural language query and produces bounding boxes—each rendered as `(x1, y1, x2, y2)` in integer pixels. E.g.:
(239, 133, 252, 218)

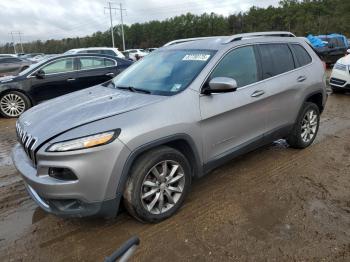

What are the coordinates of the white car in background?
(123, 49, 149, 61)
(330, 49, 350, 93)
(64, 47, 125, 59)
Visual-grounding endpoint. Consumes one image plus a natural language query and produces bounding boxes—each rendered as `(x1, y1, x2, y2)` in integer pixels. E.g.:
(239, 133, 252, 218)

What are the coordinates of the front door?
(29, 57, 78, 103)
(200, 45, 268, 164)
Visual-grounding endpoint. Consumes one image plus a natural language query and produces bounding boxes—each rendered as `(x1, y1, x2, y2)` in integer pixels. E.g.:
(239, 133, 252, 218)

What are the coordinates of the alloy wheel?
(301, 109, 318, 143)
(0, 93, 26, 117)
(141, 160, 186, 215)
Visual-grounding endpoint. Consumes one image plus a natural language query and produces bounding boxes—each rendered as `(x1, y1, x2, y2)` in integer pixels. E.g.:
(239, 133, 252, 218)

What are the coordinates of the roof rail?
(223, 31, 296, 44)
(163, 32, 296, 47)
(163, 36, 221, 47)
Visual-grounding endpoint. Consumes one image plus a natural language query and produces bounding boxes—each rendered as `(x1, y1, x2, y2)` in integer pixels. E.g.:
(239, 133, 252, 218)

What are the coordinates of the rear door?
(29, 57, 78, 102)
(256, 43, 308, 139)
(200, 45, 268, 163)
(74, 56, 117, 91)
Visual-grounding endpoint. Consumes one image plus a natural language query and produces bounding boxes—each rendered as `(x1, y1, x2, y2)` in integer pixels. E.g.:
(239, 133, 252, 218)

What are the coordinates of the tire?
(123, 146, 192, 223)
(0, 91, 31, 118)
(287, 102, 320, 149)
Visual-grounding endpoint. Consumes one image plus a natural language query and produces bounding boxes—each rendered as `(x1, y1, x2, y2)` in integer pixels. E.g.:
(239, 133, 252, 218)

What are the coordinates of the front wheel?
(123, 146, 191, 223)
(287, 102, 320, 149)
(0, 91, 30, 118)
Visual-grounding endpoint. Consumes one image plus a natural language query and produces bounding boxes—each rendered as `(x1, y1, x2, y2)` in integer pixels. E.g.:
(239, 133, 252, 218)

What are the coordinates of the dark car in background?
(0, 54, 132, 117)
(307, 34, 349, 65)
(0, 57, 33, 77)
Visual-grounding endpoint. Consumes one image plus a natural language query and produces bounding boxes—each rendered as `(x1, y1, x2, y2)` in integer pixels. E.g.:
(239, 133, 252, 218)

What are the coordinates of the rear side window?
(1, 58, 21, 63)
(101, 50, 116, 56)
(210, 46, 258, 88)
(259, 44, 295, 79)
(291, 44, 312, 67)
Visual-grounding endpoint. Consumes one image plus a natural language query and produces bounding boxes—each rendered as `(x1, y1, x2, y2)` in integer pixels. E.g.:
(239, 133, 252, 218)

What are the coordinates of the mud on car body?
(12, 32, 327, 223)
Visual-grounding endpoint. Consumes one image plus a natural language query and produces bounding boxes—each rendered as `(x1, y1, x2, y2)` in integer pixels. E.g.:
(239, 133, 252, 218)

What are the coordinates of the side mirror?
(202, 77, 238, 95)
(35, 69, 45, 79)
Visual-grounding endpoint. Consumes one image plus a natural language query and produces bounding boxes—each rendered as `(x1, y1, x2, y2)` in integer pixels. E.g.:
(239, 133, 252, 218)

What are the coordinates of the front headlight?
(46, 130, 119, 152)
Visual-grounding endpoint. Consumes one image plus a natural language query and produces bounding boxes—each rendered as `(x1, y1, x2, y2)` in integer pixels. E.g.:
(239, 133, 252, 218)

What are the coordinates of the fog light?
(48, 167, 78, 181)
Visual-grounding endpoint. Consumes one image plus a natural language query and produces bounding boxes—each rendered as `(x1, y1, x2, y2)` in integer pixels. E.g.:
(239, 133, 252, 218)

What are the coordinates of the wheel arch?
(0, 88, 33, 107)
(115, 134, 203, 198)
(304, 91, 324, 113)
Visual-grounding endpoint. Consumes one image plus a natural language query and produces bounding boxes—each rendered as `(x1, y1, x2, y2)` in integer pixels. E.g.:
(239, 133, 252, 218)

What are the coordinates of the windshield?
(112, 49, 215, 95)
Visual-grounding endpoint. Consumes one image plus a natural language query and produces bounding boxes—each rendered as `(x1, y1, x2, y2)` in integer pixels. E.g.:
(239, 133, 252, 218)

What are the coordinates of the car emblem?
(23, 121, 31, 127)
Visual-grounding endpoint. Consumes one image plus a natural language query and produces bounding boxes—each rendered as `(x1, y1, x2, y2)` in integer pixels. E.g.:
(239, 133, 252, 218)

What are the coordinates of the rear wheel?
(287, 102, 320, 149)
(0, 91, 30, 118)
(123, 146, 191, 223)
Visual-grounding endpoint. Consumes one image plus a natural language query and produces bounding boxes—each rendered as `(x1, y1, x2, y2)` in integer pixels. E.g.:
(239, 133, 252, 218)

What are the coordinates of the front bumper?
(330, 69, 350, 90)
(12, 139, 130, 217)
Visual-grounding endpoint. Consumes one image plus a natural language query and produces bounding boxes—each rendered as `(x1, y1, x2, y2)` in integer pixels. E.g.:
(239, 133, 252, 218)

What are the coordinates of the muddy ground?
(0, 88, 350, 261)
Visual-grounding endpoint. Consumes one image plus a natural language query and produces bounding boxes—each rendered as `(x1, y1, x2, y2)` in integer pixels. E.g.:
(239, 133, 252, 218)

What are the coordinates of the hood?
(0, 75, 17, 83)
(337, 54, 350, 66)
(18, 85, 166, 146)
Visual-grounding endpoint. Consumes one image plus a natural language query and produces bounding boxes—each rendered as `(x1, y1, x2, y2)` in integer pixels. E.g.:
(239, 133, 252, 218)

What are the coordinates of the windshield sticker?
(182, 54, 210, 61)
(171, 84, 182, 92)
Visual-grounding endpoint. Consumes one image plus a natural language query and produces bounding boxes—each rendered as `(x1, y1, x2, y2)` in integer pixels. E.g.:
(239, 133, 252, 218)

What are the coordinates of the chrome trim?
(27, 55, 117, 78)
(16, 122, 38, 165)
(26, 184, 50, 209)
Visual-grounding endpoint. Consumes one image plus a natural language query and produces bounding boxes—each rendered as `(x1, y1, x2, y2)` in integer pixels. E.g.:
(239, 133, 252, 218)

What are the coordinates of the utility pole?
(117, 3, 126, 51)
(9, 32, 17, 54)
(105, 1, 117, 48)
(104, 2, 126, 51)
(18, 32, 24, 53)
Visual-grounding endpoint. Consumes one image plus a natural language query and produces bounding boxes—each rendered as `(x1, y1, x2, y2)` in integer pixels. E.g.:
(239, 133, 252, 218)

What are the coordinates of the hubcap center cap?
(160, 183, 166, 190)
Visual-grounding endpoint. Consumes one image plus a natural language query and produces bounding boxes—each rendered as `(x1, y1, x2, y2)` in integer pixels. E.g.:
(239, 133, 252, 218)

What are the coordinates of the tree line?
(1, 0, 349, 54)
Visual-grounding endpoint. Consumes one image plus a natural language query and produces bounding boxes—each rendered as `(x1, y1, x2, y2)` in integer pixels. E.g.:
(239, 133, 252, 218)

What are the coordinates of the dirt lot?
(0, 89, 350, 261)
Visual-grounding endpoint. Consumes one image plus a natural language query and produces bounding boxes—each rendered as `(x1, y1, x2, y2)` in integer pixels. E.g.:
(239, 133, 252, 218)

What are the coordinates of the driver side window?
(210, 46, 258, 88)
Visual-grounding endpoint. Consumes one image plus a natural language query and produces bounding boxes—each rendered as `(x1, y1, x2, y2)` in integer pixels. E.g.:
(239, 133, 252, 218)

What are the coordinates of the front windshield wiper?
(115, 85, 151, 94)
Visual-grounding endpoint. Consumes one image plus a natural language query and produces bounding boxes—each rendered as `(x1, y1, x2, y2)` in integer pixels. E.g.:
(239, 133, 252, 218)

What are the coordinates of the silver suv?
(12, 32, 327, 223)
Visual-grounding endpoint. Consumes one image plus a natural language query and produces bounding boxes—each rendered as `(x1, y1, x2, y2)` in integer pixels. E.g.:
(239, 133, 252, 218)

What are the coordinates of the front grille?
(16, 122, 38, 166)
(330, 77, 346, 86)
(334, 63, 348, 71)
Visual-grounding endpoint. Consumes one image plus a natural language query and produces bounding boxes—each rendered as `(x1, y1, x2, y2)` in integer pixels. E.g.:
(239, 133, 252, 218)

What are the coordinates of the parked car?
(65, 47, 125, 59)
(12, 32, 327, 223)
(145, 48, 157, 52)
(0, 54, 18, 58)
(307, 34, 349, 65)
(0, 54, 132, 117)
(123, 49, 149, 61)
(0, 57, 32, 77)
(330, 51, 350, 93)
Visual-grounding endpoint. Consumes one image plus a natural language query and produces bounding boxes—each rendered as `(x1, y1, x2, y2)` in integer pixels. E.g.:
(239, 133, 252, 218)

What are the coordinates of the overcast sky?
(0, 0, 280, 44)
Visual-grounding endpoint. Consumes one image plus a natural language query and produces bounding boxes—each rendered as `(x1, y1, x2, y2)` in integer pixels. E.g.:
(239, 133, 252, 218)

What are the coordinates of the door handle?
(251, 90, 265, 98)
(67, 78, 76, 82)
(297, 76, 307, 82)
(105, 72, 115, 77)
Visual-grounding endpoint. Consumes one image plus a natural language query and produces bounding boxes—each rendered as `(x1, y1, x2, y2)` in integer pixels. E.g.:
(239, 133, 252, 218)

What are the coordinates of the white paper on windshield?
(171, 84, 182, 92)
(182, 54, 210, 61)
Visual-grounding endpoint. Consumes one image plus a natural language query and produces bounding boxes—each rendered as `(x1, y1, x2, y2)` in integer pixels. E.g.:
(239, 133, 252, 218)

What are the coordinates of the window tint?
(101, 50, 116, 56)
(291, 44, 312, 67)
(259, 44, 295, 79)
(79, 57, 106, 70)
(1, 58, 21, 63)
(41, 58, 74, 74)
(104, 58, 115, 66)
(210, 46, 258, 88)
